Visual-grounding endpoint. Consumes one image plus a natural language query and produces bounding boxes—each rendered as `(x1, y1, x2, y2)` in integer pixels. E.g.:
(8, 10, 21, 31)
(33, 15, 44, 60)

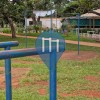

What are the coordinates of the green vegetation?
(0, 0, 100, 38)
(0, 35, 100, 100)
(0, 0, 100, 99)
(61, 33, 96, 43)
(0, 28, 97, 43)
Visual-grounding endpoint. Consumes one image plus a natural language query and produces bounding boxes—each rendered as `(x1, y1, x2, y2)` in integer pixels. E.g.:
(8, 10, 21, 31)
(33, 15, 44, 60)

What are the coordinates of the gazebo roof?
(81, 9, 100, 19)
(93, 9, 100, 14)
(81, 13, 99, 17)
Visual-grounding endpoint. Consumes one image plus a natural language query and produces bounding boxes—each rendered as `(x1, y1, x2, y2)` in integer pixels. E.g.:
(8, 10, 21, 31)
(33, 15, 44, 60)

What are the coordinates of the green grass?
(0, 35, 100, 52)
(61, 33, 96, 43)
(1, 27, 98, 43)
(0, 35, 100, 100)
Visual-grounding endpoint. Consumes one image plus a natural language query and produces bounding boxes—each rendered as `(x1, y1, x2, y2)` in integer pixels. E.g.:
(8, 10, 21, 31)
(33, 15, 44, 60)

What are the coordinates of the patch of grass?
(12, 86, 49, 100)
(1, 29, 98, 43)
(0, 35, 100, 100)
(66, 43, 100, 53)
(61, 33, 96, 42)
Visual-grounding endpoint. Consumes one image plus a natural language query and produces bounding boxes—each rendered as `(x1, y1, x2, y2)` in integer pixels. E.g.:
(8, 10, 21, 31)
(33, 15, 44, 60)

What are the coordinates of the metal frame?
(0, 41, 19, 100)
(0, 41, 64, 100)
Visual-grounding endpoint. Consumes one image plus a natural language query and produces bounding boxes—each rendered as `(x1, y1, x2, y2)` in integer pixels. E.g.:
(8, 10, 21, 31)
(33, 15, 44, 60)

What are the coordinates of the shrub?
(2, 28, 11, 33)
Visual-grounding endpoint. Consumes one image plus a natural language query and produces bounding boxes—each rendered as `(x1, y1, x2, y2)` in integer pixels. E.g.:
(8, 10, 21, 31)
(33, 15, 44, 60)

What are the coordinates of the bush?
(17, 27, 24, 34)
(33, 25, 42, 33)
(2, 28, 11, 33)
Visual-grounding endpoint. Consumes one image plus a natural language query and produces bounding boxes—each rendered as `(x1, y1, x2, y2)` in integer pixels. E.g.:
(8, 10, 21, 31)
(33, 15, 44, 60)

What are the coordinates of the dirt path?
(0, 33, 100, 47)
(0, 67, 30, 89)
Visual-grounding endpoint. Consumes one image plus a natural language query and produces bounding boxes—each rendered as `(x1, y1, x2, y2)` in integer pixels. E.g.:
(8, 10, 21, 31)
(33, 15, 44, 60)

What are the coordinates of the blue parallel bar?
(0, 41, 19, 100)
(5, 46, 12, 100)
(0, 47, 64, 60)
(50, 51, 57, 100)
(0, 41, 19, 48)
(0, 41, 65, 100)
(0, 48, 38, 60)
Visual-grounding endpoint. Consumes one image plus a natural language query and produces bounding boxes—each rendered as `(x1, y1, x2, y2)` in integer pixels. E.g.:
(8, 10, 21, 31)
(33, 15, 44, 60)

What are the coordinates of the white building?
(26, 18, 62, 29)
(26, 10, 62, 29)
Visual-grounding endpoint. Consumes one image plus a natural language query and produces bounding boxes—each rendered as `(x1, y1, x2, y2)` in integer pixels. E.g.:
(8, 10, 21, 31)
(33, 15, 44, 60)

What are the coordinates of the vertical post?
(50, 51, 57, 100)
(78, 13, 80, 55)
(56, 10, 57, 30)
(24, 10, 28, 48)
(50, 10, 53, 30)
(5, 46, 12, 100)
(50, 1, 57, 100)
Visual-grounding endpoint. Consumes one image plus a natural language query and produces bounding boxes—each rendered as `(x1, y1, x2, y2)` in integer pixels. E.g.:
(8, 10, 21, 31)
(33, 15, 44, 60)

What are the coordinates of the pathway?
(0, 33, 100, 47)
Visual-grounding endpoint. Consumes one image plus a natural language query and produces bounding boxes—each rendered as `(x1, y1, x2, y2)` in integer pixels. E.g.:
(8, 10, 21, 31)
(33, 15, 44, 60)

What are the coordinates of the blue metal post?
(50, 10, 53, 30)
(5, 46, 12, 100)
(50, 51, 57, 100)
(0, 41, 18, 100)
(24, 10, 28, 48)
(0, 41, 64, 100)
(78, 13, 80, 55)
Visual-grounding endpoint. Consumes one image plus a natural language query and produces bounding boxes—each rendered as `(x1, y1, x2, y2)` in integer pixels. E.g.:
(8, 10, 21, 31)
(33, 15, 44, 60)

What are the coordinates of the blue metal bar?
(25, 17, 28, 48)
(50, 10, 52, 30)
(0, 48, 38, 59)
(50, 51, 57, 100)
(0, 41, 19, 48)
(0, 41, 19, 100)
(24, 10, 28, 48)
(0, 47, 64, 60)
(5, 46, 12, 100)
(50, 3, 57, 99)
(0, 42, 64, 100)
(78, 13, 80, 55)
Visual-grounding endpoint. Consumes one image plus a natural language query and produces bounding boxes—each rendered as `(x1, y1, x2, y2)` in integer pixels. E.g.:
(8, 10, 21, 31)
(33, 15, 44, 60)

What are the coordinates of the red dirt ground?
(38, 88, 47, 95)
(85, 76, 100, 82)
(60, 90, 100, 98)
(61, 51, 100, 61)
(0, 51, 100, 98)
(0, 67, 30, 89)
(34, 81, 49, 86)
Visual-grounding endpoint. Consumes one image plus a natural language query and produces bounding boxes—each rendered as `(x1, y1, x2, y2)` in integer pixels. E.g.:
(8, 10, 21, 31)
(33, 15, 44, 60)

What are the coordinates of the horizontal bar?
(0, 48, 38, 60)
(0, 41, 19, 48)
(0, 47, 65, 60)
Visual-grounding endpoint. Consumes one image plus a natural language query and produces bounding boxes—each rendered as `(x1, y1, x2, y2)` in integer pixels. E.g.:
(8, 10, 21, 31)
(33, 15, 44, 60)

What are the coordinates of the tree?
(0, 0, 25, 38)
(65, 0, 100, 14)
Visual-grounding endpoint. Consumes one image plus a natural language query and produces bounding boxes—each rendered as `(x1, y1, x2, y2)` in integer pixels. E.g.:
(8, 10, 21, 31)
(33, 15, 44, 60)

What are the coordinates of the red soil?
(60, 90, 100, 98)
(85, 76, 100, 82)
(38, 88, 47, 95)
(0, 67, 30, 89)
(61, 51, 99, 61)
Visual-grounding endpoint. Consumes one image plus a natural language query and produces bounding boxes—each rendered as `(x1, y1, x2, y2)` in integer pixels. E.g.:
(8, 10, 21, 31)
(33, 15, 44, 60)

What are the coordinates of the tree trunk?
(32, 13, 37, 25)
(8, 17, 16, 38)
(1, 21, 4, 28)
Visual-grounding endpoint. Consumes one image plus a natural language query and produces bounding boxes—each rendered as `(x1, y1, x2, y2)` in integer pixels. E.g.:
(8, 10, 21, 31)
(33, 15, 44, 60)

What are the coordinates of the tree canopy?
(0, 0, 100, 38)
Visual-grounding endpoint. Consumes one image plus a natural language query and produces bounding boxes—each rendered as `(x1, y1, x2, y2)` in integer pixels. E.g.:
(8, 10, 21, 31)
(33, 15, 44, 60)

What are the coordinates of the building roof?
(33, 10, 55, 17)
(81, 9, 100, 18)
(81, 13, 99, 17)
(93, 9, 100, 14)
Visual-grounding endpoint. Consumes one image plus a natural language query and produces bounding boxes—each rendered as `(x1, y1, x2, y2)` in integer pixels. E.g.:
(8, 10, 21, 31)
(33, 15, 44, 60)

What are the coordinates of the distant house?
(26, 10, 62, 29)
(27, 18, 62, 29)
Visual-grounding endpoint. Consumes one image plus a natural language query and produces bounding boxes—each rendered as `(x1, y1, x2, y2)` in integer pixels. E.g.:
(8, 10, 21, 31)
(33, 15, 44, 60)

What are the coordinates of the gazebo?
(81, 9, 100, 29)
